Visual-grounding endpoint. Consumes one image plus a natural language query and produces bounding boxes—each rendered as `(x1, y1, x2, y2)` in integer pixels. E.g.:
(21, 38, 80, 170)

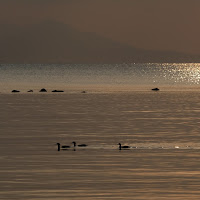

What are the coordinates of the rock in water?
(12, 90, 20, 93)
(152, 88, 159, 91)
(39, 88, 47, 92)
(51, 90, 64, 92)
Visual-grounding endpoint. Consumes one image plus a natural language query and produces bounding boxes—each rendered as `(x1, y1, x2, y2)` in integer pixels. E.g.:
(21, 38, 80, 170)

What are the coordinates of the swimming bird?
(118, 143, 130, 150)
(56, 143, 70, 151)
(72, 141, 88, 147)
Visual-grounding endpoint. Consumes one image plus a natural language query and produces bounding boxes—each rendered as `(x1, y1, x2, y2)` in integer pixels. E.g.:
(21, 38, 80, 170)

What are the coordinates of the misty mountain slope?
(0, 21, 200, 63)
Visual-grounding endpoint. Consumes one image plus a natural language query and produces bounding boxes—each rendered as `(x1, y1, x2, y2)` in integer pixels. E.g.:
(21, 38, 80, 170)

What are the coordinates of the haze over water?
(1, 63, 200, 199)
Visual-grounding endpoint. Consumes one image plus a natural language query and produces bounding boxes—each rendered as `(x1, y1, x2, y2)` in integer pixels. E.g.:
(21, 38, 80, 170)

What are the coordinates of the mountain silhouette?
(0, 21, 200, 63)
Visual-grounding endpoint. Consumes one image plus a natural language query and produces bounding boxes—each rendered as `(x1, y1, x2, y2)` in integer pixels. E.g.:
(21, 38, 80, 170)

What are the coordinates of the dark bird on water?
(118, 143, 130, 150)
(72, 141, 88, 147)
(56, 143, 70, 151)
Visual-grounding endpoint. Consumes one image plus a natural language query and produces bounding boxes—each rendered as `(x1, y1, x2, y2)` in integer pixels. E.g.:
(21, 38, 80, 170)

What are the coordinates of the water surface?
(1, 63, 200, 92)
(1, 90, 200, 199)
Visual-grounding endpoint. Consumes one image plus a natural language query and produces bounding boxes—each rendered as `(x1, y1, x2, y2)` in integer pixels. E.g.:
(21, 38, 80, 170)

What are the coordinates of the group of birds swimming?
(56, 142, 88, 151)
(56, 142, 130, 151)
(56, 143, 182, 151)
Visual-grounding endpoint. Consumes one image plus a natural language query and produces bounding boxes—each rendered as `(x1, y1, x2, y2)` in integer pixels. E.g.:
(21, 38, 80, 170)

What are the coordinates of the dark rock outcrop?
(12, 90, 20, 93)
(152, 88, 160, 91)
(40, 88, 47, 92)
(52, 90, 64, 92)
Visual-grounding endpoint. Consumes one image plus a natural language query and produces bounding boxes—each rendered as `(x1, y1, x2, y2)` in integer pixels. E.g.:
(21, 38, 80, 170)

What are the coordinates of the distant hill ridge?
(0, 21, 200, 63)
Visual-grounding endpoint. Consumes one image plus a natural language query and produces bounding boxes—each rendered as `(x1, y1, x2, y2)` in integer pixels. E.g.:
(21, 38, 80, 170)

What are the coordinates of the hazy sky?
(1, 0, 200, 55)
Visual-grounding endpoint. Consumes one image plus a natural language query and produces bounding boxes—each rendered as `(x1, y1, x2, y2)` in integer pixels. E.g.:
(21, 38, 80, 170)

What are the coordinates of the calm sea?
(1, 63, 200, 199)
(0, 63, 200, 92)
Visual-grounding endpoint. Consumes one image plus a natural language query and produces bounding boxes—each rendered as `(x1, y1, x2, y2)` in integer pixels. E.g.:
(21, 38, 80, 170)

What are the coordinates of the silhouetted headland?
(118, 143, 130, 150)
(40, 88, 47, 92)
(12, 90, 20, 93)
(72, 141, 88, 147)
(52, 90, 64, 92)
(152, 88, 160, 91)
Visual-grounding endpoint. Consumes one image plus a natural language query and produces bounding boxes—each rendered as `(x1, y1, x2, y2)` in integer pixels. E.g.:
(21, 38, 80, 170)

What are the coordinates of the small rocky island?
(39, 88, 47, 92)
(152, 88, 160, 91)
(52, 90, 64, 92)
(12, 90, 20, 93)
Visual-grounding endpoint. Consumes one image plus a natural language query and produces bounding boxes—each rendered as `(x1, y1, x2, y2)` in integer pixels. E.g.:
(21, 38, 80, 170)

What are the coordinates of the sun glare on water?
(153, 63, 200, 85)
